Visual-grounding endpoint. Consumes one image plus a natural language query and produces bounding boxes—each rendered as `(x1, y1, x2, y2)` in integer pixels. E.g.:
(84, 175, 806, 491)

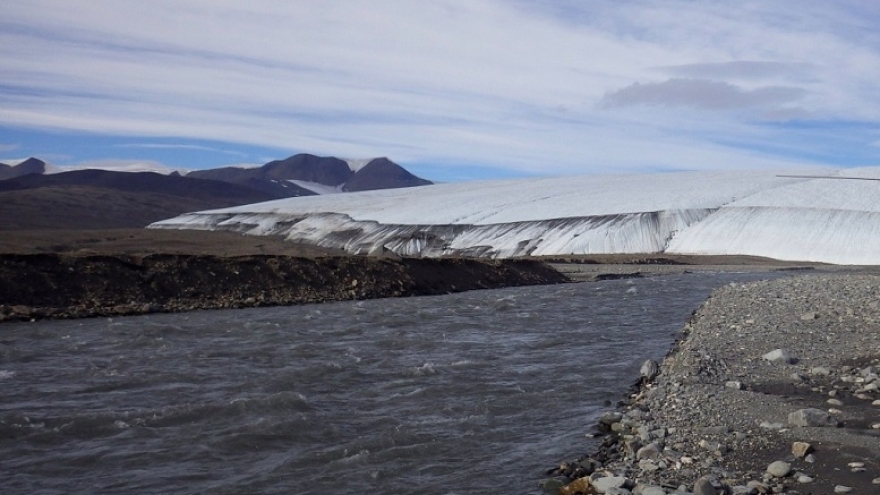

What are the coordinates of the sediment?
(0, 253, 568, 322)
(548, 273, 880, 495)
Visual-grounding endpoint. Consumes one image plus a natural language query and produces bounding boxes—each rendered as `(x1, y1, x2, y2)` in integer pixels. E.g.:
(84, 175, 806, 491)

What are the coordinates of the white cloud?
(1, 0, 879, 176)
(600, 78, 806, 112)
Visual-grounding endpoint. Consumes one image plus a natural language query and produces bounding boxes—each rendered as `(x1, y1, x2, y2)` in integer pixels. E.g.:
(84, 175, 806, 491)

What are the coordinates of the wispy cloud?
(600, 78, 806, 112)
(0, 144, 20, 152)
(1, 1, 879, 176)
(114, 143, 248, 157)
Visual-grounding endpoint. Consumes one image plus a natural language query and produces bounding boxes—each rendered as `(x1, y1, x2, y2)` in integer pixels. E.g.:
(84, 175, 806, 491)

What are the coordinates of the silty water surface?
(0, 272, 776, 494)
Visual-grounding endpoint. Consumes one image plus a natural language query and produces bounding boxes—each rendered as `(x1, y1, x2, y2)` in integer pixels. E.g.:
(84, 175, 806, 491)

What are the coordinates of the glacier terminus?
(149, 168, 880, 264)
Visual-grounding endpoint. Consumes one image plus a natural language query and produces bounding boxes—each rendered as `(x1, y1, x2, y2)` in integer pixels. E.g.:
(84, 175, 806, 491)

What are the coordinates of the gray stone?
(762, 348, 797, 364)
(788, 408, 841, 427)
(730, 487, 756, 495)
(809, 366, 831, 375)
(725, 381, 743, 390)
(692, 476, 723, 495)
(606, 488, 632, 495)
(797, 475, 814, 483)
(599, 411, 623, 426)
(641, 359, 660, 381)
(636, 485, 666, 495)
(759, 421, 784, 430)
(766, 460, 791, 478)
(593, 476, 631, 494)
(834, 486, 852, 493)
(636, 442, 661, 460)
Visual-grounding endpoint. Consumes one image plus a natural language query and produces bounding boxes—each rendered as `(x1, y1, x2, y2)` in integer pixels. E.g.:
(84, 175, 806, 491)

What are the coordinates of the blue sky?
(2, 1, 880, 182)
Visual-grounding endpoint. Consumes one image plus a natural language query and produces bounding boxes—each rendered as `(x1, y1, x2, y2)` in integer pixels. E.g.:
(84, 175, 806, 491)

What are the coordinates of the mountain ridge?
(0, 154, 431, 230)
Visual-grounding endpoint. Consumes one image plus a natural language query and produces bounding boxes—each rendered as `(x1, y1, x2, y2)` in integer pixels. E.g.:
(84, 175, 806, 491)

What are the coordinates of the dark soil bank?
(0, 254, 568, 322)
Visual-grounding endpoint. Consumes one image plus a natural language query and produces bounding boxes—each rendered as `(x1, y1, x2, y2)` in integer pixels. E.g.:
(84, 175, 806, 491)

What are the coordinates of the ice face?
(150, 167, 880, 264)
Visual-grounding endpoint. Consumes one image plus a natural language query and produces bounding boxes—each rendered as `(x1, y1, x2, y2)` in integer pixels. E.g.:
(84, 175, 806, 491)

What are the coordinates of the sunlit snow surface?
(150, 168, 880, 263)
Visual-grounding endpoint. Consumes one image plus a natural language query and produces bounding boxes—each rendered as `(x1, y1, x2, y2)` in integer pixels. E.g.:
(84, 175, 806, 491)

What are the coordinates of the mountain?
(344, 157, 432, 192)
(151, 167, 880, 264)
(0, 154, 432, 230)
(186, 154, 432, 194)
(0, 157, 47, 180)
(0, 169, 286, 230)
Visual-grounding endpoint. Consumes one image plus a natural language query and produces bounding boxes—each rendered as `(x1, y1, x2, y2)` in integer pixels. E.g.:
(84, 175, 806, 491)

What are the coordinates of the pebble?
(766, 460, 791, 478)
(762, 348, 797, 364)
(797, 475, 813, 483)
(834, 486, 853, 493)
(791, 441, 812, 458)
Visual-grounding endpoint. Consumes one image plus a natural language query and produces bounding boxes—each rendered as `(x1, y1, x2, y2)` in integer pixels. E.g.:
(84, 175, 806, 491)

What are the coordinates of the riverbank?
(0, 253, 567, 322)
(547, 273, 880, 494)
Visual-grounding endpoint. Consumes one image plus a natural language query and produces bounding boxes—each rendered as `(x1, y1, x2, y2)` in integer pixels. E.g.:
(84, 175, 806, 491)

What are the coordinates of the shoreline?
(546, 273, 880, 495)
(0, 253, 568, 323)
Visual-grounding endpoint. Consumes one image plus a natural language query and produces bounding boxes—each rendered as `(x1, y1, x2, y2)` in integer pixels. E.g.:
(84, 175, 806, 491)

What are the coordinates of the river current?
(0, 272, 777, 494)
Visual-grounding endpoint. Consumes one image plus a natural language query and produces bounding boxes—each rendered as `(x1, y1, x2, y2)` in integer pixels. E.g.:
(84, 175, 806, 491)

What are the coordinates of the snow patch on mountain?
(287, 180, 345, 195)
(344, 158, 375, 172)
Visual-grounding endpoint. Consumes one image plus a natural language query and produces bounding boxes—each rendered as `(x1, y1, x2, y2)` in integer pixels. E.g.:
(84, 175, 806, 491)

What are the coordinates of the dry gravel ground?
(549, 273, 880, 495)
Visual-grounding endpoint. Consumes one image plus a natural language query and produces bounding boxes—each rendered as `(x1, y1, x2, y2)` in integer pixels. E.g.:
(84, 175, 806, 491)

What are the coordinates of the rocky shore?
(547, 274, 880, 495)
(0, 253, 568, 322)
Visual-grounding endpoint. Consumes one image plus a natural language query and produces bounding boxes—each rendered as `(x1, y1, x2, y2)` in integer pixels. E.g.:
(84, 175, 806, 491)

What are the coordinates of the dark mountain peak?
(263, 154, 353, 185)
(0, 157, 47, 180)
(344, 157, 432, 192)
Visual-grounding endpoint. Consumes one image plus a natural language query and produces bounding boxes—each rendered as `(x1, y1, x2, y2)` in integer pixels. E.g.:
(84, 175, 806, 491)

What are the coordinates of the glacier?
(149, 167, 880, 264)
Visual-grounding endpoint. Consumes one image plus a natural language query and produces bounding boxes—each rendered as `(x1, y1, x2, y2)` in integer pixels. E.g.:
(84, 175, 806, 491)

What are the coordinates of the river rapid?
(0, 272, 777, 494)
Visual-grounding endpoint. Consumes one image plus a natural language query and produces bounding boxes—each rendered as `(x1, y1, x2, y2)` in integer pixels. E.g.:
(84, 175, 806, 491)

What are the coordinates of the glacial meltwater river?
(0, 272, 779, 495)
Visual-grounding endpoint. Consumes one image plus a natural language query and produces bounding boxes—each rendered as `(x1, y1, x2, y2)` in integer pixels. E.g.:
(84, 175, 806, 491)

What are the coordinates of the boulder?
(788, 408, 841, 427)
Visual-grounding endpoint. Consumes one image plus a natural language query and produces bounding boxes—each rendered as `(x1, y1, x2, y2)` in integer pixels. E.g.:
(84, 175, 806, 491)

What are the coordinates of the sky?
(2, 1, 880, 182)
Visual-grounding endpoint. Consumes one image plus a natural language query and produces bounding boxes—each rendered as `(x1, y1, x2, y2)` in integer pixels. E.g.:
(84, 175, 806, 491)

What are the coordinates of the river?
(0, 272, 778, 494)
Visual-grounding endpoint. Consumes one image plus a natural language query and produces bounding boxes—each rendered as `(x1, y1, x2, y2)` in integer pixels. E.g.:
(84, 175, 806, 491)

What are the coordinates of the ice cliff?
(149, 168, 880, 264)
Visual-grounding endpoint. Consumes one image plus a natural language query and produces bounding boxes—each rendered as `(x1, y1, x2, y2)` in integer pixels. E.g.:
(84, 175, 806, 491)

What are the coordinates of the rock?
(593, 476, 630, 494)
(635, 485, 666, 495)
(636, 442, 661, 460)
(725, 381, 744, 390)
(766, 460, 791, 478)
(762, 348, 797, 364)
(872, 477, 880, 484)
(542, 477, 567, 494)
(791, 441, 813, 458)
(599, 411, 623, 426)
(827, 398, 844, 406)
(641, 360, 660, 381)
(693, 475, 723, 495)
(834, 486, 853, 493)
(759, 421, 784, 430)
(787, 408, 841, 427)
(605, 488, 632, 495)
(560, 477, 598, 495)
(809, 366, 832, 375)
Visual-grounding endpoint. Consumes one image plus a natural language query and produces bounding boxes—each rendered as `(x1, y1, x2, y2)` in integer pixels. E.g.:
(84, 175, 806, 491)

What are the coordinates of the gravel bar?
(547, 273, 880, 495)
